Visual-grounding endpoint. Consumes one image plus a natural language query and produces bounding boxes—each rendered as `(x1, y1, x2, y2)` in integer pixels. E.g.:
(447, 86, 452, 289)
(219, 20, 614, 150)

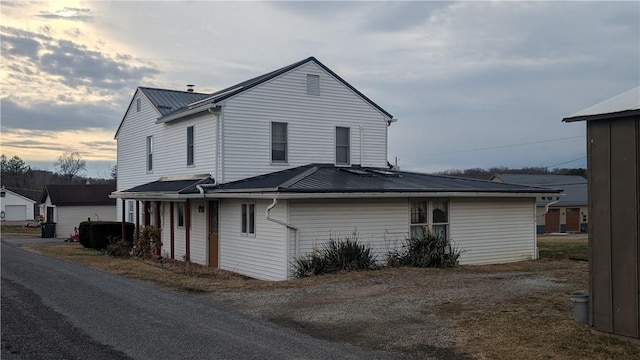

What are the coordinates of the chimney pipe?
(186, 84, 195, 93)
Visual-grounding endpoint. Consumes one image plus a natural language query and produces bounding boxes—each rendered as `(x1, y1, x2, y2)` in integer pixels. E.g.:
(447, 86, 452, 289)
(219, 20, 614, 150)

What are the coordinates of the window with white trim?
(271, 122, 287, 163)
(177, 203, 185, 227)
(186, 126, 194, 166)
(336, 127, 350, 165)
(241, 203, 255, 235)
(307, 74, 320, 95)
(127, 201, 135, 222)
(410, 199, 449, 240)
(146, 136, 153, 172)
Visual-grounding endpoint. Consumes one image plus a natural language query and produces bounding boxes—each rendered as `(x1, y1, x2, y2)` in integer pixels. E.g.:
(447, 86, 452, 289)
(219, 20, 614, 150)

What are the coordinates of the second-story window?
(146, 136, 153, 172)
(187, 126, 194, 166)
(336, 127, 350, 165)
(271, 122, 287, 163)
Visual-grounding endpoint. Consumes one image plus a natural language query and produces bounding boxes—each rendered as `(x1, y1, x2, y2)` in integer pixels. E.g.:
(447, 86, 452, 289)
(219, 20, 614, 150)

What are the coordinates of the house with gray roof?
(491, 174, 588, 234)
(41, 184, 116, 238)
(113, 56, 560, 281)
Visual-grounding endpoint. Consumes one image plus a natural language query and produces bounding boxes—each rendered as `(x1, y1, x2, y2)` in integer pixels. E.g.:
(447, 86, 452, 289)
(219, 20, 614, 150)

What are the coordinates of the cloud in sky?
(0, 1, 638, 177)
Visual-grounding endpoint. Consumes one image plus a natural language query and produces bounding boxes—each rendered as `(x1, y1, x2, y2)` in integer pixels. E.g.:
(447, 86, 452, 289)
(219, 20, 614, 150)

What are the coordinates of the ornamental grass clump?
(293, 235, 378, 278)
(389, 228, 461, 268)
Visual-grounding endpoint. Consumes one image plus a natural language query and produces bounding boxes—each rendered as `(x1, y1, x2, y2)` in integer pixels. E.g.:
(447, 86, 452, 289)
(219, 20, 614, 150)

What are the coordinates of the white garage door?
(5, 205, 27, 221)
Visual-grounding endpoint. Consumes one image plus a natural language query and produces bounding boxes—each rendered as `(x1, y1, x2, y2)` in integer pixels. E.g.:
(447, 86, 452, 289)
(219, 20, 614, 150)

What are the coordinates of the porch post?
(185, 199, 191, 262)
(144, 201, 151, 227)
(154, 201, 161, 227)
(121, 198, 126, 241)
(170, 202, 175, 259)
(135, 200, 140, 240)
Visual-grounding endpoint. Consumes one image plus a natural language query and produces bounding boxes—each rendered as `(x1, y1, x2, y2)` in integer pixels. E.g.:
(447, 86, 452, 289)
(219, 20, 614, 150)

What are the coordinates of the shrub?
(133, 226, 162, 259)
(104, 236, 132, 258)
(78, 221, 92, 248)
(88, 221, 135, 250)
(390, 228, 461, 268)
(293, 235, 378, 278)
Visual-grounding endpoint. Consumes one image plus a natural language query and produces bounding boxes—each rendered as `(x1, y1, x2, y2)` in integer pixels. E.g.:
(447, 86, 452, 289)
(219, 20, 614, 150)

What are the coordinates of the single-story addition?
(113, 164, 561, 281)
(491, 174, 588, 234)
(41, 184, 117, 238)
(1, 186, 36, 223)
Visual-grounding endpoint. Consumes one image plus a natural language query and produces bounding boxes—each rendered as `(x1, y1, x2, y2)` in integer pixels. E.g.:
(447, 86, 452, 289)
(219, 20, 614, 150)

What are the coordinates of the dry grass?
(1, 224, 40, 236)
(27, 238, 640, 360)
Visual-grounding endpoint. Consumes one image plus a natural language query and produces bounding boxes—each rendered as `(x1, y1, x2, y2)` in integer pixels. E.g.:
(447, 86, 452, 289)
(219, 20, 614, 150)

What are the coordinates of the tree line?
(0, 153, 115, 197)
(433, 166, 586, 180)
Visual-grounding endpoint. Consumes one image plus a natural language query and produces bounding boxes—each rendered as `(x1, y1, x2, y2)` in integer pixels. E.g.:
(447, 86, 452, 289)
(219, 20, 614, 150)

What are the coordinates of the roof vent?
(186, 84, 195, 93)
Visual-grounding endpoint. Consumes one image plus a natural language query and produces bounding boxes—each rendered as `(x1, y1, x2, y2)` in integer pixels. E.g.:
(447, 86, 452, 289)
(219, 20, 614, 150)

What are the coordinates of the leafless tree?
(55, 152, 87, 183)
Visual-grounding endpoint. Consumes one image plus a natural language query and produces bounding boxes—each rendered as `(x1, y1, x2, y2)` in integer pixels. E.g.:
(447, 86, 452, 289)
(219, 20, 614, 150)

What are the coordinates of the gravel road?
(1, 238, 402, 359)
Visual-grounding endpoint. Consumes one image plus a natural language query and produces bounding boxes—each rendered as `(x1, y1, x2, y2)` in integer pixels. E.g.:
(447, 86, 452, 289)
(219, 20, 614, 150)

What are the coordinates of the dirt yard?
(22, 234, 640, 359)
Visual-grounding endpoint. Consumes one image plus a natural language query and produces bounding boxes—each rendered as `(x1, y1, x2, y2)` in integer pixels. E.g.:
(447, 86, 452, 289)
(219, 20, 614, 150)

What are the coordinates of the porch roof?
(112, 176, 214, 199)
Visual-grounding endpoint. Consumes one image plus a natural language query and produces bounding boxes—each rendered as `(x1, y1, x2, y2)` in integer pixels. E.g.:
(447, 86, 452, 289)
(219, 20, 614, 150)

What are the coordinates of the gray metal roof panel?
(494, 174, 587, 206)
(564, 86, 640, 121)
(214, 165, 560, 194)
(123, 177, 214, 194)
(139, 87, 210, 116)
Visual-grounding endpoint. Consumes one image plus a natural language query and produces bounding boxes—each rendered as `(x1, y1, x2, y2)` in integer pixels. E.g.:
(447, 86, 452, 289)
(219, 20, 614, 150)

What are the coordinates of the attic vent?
(306, 74, 319, 96)
(157, 105, 172, 110)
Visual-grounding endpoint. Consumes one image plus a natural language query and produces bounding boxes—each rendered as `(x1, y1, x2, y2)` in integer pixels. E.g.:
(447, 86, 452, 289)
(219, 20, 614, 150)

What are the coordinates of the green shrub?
(104, 236, 132, 258)
(133, 226, 162, 259)
(78, 221, 92, 248)
(88, 221, 135, 250)
(389, 228, 461, 268)
(293, 235, 378, 278)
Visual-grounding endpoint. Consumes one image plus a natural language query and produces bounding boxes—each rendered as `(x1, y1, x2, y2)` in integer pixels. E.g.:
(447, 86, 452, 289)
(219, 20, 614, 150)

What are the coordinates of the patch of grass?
(539, 237, 588, 261)
(1, 225, 40, 236)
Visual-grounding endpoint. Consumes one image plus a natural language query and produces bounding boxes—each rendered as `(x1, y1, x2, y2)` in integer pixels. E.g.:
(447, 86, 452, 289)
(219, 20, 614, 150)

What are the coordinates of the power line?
(547, 156, 586, 168)
(424, 135, 584, 155)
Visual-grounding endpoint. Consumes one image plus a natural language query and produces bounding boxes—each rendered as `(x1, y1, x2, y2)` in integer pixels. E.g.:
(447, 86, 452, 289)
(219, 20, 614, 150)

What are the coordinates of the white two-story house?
(113, 57, 559, 280)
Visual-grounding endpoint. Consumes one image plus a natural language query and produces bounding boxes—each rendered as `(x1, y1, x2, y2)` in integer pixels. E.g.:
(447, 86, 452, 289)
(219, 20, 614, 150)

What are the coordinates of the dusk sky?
(1, 1, 638, 178)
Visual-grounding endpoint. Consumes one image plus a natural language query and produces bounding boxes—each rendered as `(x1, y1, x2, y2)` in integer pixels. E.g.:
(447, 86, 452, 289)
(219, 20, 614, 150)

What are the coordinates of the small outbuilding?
(40, 184, 117, 238)
(563, 86, 640, 341)
(0, 186, 36, 223)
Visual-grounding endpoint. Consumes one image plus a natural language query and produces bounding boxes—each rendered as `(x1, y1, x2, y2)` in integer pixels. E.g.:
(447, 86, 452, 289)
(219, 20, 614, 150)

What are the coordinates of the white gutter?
(156, 103, 218, 123)
(266, 198, 299, 263)
(195, 183, 218, 198)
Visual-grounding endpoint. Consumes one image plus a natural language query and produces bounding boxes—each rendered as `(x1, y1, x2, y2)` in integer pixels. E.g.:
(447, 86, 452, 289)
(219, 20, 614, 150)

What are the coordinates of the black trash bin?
(41, 222, 56, 238)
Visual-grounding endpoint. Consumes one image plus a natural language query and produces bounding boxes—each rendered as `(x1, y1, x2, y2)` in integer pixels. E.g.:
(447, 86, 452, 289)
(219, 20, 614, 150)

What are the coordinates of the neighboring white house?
(113, 56, 561, 281)
(491, 174, 588, 234)
(41, 184, 117, 238)
(1, 186, 36, 223)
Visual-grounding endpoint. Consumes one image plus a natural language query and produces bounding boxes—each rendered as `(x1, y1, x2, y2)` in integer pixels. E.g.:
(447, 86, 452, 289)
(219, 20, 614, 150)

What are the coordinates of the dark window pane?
(241, 204, 247, 233)
(271, 122, 287, 162)
(336, 127, 349, 145)
(432, 200, 448, 223)
(248, 204, 255, 234)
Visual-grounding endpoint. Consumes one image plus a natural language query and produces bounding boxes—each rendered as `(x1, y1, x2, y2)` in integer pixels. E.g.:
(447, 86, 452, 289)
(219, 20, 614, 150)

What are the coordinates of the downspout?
(266, 199, 298, 276)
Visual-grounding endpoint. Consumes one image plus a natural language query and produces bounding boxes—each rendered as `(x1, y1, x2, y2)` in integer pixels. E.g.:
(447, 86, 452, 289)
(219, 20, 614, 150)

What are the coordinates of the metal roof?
(122, 177, 214, 195)
(158, 56, 394, 122)
(563, 86, 640, 122)
(492, 174, 587, 206)
(213, 165, 560, 195)
(139, 87, 210, 116)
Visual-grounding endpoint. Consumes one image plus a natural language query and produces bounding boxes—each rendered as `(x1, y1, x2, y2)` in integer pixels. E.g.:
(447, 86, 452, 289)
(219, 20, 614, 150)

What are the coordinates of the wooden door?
(208, 201, 219, 267)
(545, 209, 560, 233)
(566, 208, 580, 232)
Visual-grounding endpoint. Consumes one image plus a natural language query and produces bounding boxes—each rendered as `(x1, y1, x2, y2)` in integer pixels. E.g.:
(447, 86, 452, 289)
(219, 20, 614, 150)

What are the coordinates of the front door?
(566, 208, 580, 232)
(208, 201, 219, 267)
(545, 209, 560, 233)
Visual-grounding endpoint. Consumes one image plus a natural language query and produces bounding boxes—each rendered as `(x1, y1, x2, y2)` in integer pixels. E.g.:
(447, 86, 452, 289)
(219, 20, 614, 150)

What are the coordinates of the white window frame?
(146, 136, 153, 172)
(409, 199, 449, 240)
(127, 201, 135, 223)
(271, 122, 288, 164)
(241, 203, 256, 236)
(187, 126, 195, 166)
(335, 126, 350, 166)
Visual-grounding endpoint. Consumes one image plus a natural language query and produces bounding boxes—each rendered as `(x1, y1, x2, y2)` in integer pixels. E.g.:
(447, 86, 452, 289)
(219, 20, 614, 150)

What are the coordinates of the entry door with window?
(208, 201, 219, 267)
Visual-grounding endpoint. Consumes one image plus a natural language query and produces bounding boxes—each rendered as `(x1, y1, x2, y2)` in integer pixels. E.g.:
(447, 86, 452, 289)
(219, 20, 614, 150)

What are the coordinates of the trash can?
(41, 222, 56, 238)
(570, 290, 589, 325)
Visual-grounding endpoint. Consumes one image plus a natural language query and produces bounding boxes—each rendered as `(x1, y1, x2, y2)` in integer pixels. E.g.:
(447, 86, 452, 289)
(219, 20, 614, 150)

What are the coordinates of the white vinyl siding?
(0, 189, 35, 221)
(54, 205, 117, 239)
(289, 198, 409, 268)
(220, 61, 389, 182)
(449, 198, 536, 265)
(189, 200, 207, 265)
(219, 199, 287, 281)
(116, 89, 217, 221)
